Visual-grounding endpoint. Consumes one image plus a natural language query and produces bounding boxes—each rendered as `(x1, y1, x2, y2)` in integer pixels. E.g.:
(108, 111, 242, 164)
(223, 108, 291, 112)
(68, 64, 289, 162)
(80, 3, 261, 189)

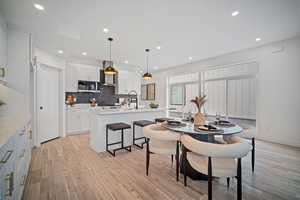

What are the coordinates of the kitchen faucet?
(128, 90, 138, 109)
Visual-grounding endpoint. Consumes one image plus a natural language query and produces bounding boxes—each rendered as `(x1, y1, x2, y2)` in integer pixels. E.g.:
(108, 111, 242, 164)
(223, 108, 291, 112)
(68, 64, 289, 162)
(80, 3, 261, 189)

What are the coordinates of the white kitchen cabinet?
(81, 110, 90, 132)
(0, 122, 32, 200)
(118, 70, 141, 94)
(65, 64, 78, 92)
(78, 66, 99, 81)
(65, 63, 100, 92)
(66, 109, 90, 134)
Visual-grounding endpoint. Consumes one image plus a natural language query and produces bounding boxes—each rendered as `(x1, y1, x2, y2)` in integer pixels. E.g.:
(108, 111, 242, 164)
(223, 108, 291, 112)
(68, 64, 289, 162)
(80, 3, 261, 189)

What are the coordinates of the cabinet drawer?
(0, 140, 15, 170)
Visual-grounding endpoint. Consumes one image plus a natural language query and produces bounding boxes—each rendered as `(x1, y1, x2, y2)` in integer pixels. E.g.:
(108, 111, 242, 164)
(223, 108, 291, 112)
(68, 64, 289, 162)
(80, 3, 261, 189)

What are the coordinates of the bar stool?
(106, 122, 132, 157)
(154, 117, 173, 123)
(133, 120, 154, 149)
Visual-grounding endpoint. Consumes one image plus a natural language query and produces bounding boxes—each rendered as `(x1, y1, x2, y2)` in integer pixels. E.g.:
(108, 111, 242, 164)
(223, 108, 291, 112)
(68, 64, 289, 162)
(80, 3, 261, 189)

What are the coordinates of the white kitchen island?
(90, 108, 166, 153)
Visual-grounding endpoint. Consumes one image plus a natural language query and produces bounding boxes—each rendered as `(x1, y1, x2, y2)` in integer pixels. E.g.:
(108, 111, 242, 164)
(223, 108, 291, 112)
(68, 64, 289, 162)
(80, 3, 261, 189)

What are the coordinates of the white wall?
(6, 25, 31, 95)
(146, 36, 300, 147)
(118, 70, 141, 95)
(0, 11, 7, 76)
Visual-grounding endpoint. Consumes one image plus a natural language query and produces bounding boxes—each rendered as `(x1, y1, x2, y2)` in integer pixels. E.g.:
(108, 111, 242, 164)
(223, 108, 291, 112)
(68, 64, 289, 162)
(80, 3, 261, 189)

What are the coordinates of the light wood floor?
(23, 134, 300, 200)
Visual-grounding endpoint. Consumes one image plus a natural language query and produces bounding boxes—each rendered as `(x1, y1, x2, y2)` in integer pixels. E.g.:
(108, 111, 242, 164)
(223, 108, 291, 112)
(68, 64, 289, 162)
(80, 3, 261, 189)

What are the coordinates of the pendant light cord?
(109, 39, 112, 63)
(146, 51, 149, 72)
(146, 49, 150, 73)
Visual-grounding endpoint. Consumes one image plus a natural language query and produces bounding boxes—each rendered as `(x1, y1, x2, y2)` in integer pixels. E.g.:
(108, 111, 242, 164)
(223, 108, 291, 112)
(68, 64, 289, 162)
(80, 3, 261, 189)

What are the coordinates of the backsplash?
(66, 85, 116, 106)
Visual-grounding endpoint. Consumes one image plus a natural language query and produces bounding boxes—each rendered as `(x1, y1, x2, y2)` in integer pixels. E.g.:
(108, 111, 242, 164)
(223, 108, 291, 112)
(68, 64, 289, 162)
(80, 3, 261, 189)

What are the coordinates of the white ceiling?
(1, 0, 300, 72)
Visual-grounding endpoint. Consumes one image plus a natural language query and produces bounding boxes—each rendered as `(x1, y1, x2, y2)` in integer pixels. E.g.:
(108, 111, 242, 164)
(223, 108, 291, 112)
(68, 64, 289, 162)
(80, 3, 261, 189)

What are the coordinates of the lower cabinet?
(0, 121, 32, 200)
(66, 109, 90, 135)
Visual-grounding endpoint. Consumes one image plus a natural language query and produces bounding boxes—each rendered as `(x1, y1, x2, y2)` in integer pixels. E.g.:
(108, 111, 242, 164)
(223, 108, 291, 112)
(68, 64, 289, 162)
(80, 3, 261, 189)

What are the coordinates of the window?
(170, 84, 185, 105)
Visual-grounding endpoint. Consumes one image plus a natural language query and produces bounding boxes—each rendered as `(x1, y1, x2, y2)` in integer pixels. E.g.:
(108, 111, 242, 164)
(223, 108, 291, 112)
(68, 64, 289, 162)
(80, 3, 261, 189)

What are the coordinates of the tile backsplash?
(66, 85, 116, 106)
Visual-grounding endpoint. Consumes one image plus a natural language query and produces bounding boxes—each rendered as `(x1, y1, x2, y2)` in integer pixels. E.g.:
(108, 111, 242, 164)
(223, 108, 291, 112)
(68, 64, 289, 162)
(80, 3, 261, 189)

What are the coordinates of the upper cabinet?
(65, 63, 100, 92)
(118, 70, 141, 94)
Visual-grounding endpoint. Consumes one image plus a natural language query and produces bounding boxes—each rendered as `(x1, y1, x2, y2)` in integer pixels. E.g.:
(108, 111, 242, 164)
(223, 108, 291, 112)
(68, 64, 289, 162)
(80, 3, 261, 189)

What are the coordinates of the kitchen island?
(90, 108, 166, 152)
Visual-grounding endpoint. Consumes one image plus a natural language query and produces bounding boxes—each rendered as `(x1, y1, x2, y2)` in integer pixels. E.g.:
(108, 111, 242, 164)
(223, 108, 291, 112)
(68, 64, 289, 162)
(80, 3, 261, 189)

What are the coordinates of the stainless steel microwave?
(78, 80, 97, 92)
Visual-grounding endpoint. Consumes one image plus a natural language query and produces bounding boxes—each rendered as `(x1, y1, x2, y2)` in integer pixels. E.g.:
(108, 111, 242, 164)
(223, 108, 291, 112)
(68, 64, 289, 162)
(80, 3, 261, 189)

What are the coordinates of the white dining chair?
(181, 135, 251, 200)
(142, 124, 181, 181)
(237, 124, 256, 172)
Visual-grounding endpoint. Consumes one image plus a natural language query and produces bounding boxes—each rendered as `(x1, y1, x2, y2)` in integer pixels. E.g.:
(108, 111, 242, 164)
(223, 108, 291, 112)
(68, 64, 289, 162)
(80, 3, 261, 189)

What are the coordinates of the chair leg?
(146, 138, 150, 176)
(227, 177, 230, 188)
(208, 157, 212, 200)
(237, 158, 242, 200)
(176, 141, 179, 181)
(171, 154, 174, 166)
(182, 145, 187, 186)
(252, 138, 255, 172)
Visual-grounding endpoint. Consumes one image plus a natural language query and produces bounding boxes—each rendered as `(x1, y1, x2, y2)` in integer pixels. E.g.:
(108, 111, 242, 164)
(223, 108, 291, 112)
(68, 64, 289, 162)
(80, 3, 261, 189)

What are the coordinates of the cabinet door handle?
(5, 172, 14, 196)
(29, 129, 33, 139)
(19, 149, 26, 158)
(0, 150, 13, 164)
(21, 174, 27, 186)
(19, 130, 25, 136)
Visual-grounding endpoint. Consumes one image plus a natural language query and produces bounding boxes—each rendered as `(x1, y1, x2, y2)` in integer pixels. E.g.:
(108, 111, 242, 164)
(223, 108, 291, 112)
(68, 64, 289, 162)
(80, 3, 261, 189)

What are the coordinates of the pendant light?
(104, 37, 117, 75)
(142, 49, 152, 79)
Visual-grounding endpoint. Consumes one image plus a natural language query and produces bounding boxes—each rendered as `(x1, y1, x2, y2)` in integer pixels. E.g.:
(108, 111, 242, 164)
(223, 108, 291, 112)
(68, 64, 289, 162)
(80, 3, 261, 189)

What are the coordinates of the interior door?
(37, 64, 60, 143)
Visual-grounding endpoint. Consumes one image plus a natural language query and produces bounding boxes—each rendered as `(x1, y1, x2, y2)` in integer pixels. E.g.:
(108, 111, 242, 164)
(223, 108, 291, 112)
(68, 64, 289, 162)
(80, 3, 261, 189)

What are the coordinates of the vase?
(194, 112, 205, 126)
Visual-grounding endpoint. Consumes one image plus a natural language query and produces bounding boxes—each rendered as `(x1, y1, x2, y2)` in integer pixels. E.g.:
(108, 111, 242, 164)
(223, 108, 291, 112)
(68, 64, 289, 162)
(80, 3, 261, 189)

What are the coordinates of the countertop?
(0, 84, 31, 148)
(90, 108, 166, 115)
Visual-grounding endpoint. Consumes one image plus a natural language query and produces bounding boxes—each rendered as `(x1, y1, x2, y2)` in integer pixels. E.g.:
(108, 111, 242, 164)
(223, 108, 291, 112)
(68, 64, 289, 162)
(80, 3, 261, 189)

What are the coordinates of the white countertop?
(0, 84, 31, 148)
(91, 108, 166, 115)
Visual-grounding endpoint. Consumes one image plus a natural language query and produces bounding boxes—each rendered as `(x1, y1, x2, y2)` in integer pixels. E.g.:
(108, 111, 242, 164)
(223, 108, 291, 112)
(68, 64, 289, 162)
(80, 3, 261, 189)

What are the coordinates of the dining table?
(161, 119, 243, 180)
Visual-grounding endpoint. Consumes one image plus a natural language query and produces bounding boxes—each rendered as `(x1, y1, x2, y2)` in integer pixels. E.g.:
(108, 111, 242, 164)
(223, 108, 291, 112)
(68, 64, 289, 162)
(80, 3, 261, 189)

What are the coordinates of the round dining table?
(161, 120, 243, 180)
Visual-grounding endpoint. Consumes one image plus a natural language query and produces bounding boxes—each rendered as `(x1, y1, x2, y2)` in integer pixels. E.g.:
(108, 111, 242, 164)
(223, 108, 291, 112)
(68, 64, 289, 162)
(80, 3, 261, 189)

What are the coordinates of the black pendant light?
(104, 37, 117, 75)
(142, 49, 152, 79)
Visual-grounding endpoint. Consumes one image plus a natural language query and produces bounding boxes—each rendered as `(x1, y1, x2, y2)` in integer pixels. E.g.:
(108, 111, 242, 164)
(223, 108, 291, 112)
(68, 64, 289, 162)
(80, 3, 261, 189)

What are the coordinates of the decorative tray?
(209, 120, 235, 127)
(162, 121, 187, 128)
(194, 125, 224, 133)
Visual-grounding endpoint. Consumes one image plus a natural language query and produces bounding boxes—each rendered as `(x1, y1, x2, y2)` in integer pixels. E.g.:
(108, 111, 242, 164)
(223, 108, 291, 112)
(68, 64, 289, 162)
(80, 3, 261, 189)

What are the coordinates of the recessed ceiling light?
(58, 50, 63, 54)
(188, 56, 193, 60)
(103, 28, 109, 33)
(82, 52, 87, 56)
(231, 11, 239, 16)
(34, 3, 45, 11)
(154, 66, 159, 70)
(156, 46, 161, 50)
(255, 38, 261, 42)
(124, 60, 129, 64)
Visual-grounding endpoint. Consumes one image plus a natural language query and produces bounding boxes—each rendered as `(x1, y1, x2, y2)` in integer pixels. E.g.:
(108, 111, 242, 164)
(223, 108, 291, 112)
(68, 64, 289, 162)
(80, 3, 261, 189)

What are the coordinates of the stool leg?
(106, 126, 108, 151)
(133, 124, 135, 146)
(252, 138, 255, 172)
(176, 141, 179, 182)
(121, 129, 124, 148)
(146, 138, 150, 176)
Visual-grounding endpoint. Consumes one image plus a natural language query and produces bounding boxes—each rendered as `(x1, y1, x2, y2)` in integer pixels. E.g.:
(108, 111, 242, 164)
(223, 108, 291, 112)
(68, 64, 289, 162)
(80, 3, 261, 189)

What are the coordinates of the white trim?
(31, 53, 66, 147)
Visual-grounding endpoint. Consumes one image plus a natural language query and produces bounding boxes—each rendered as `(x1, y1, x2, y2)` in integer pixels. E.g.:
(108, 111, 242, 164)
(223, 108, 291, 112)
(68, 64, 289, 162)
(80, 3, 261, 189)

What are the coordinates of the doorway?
(37, 64, 60, 143)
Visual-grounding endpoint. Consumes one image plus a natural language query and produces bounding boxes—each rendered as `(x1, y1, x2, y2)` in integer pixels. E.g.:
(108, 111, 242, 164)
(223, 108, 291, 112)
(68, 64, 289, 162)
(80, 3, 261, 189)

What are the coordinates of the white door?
(37, 64, 60, 143)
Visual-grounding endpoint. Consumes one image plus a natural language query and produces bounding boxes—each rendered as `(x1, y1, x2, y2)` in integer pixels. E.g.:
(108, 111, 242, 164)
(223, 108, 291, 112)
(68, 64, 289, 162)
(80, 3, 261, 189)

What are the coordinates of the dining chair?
(181, 135, 251, 200)
(142, 124, 181, 181)
(237, 124, 256, 172)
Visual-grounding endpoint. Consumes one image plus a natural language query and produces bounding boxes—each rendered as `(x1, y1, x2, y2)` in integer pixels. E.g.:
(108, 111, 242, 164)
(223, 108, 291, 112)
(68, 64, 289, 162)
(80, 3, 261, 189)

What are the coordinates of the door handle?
(40, 106, 43, 110)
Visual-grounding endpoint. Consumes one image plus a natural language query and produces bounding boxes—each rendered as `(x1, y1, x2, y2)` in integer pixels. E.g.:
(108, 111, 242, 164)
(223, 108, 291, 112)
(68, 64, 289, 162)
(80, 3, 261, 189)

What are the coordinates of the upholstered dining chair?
(181, 135, 251, 200)
(237, 124, 256, 172)
(142, 124, 181, 181)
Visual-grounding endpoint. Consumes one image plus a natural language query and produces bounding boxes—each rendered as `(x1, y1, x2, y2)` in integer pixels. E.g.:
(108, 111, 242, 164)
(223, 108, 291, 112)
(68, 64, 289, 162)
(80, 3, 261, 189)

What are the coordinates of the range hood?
(100, 60, 118, 92)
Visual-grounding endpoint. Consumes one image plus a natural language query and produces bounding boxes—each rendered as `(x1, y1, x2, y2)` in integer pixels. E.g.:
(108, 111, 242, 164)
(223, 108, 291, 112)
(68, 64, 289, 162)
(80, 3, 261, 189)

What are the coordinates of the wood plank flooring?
(23, 134, 300, 200)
